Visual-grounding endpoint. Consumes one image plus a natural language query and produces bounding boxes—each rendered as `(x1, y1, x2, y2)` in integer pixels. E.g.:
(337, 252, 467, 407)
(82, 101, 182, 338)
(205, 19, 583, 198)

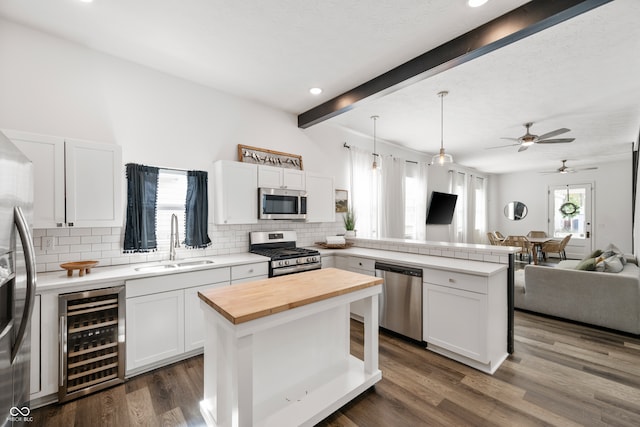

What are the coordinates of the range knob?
(283, 260, 290, 266)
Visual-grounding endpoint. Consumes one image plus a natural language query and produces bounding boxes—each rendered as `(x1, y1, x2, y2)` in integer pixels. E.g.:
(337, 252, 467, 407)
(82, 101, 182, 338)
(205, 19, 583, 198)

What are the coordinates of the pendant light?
(371, 115, 379, 170)
(431, 91, 453, 166)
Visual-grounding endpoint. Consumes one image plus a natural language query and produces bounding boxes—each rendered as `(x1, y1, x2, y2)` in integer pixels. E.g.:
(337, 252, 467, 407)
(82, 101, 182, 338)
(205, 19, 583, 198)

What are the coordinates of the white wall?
(0, 18, 342, 181)
(491, 158, 633, 255)
(0, 19, 350, 271)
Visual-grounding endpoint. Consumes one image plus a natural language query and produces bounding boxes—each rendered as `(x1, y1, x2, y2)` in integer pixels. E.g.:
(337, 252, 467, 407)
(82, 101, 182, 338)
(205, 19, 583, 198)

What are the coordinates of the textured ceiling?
(1, 0, 638, 174)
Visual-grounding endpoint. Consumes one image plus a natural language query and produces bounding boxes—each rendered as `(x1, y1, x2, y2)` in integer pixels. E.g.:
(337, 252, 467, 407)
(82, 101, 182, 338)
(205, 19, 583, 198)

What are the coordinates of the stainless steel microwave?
(259, 188, 307, 220)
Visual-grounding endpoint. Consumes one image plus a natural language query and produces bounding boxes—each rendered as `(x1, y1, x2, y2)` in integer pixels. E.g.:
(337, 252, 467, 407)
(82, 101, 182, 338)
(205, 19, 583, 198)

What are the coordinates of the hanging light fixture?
(371, 115, 379, 170)
(431, 91, 453, 166)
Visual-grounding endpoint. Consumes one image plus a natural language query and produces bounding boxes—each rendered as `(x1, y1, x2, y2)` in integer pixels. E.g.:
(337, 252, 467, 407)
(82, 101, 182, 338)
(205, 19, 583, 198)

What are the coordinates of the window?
(156, 169, 188, 249)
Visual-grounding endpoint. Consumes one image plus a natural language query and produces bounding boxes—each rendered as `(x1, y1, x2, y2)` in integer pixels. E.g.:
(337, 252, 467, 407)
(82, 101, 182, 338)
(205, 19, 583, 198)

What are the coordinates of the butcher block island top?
(198, 267, 383, 324)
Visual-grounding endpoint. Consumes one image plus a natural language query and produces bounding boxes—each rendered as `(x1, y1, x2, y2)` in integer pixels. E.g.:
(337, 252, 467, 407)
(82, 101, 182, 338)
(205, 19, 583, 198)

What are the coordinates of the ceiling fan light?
(521, 140, 535, 146)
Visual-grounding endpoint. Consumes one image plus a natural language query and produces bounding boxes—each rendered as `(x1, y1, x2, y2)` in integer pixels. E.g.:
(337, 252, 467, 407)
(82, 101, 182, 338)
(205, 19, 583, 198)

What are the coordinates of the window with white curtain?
(348, 147, 428, 240)
(449, 170, 487, 244)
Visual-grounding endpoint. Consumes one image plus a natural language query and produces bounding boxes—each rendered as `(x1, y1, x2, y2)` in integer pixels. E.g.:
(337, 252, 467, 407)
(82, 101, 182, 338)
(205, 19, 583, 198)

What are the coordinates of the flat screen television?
(426, 191, 458, 225)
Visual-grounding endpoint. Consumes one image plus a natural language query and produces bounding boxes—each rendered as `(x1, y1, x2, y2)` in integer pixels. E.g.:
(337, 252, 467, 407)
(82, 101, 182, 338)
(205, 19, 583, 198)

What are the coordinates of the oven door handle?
(272, 263, 321, 277)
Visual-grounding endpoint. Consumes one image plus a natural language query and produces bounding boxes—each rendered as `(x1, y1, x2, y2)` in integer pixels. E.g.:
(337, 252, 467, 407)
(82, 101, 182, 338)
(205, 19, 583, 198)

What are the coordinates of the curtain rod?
(343, 141, 419, 164)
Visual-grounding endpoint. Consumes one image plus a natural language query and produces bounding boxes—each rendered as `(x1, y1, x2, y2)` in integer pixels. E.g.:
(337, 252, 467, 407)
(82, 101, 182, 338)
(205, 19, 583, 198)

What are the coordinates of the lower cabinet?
(184, 282, 227, 352)
(336, 256, 375, 320)
(125, 267, 232, 375)
(422, 267, 508, 374)
(230, 262, 269, 284)
(126, 290, 186, 371)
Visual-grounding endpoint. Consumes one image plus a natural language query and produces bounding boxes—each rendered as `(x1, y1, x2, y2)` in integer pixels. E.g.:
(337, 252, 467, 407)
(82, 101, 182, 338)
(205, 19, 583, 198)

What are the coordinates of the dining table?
(526, 236, 561, 265)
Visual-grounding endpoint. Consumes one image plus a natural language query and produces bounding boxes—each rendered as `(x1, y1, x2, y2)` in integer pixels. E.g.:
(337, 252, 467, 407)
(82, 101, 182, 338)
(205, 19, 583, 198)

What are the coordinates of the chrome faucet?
(170, 213, 180, 261)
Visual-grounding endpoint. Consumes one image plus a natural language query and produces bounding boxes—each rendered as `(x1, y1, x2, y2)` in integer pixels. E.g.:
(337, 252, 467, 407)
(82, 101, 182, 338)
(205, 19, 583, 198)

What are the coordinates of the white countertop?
(315, 247, 508, 276)
(35, 243, 508, 294)
(35, 253, 270, 293)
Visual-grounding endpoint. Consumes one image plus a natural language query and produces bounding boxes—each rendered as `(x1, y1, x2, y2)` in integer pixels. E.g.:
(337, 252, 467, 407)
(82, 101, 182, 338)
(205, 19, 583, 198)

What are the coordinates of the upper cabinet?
(213, 160, 258, 225)
(5, 130, 122, 228)
(258, 165, 305, 190)
(305, 172, 335, 223)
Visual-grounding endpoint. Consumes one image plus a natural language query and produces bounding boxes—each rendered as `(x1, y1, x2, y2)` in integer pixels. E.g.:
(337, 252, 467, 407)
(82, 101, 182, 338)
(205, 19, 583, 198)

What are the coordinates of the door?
(548, 183, 593, 259)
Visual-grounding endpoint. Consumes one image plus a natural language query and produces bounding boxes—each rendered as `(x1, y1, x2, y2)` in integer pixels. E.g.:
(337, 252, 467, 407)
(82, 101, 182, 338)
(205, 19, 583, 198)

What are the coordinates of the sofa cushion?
(595, 255, 624, 273)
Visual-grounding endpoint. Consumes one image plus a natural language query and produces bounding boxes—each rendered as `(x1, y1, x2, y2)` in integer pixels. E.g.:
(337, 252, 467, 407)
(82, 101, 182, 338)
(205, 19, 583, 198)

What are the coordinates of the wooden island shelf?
(198, 268, 383, 427)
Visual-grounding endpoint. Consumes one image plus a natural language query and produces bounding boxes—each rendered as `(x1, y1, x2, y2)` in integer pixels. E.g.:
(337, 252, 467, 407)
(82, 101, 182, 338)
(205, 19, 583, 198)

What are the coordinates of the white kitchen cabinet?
(338, 256, 375, 320)
(64, 139, 122, 227)
(231, 261, 269, 284)
(422, 267, 508, 374)
(213, 160, 258, 225)
(184, 282, 230, 352)
(126, 289, 185, 372)
(30, 295, 41, 396)
(258, 165, 305, 190)
(305, 172, 335, 223)
(126, 267, 232, 375)
(321, 255, 335, 268)
(6, 130, 122, 228)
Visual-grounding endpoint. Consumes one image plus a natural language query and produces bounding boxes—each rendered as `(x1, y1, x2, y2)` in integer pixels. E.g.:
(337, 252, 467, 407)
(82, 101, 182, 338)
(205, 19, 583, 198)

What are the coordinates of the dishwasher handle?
(374, 262, 422, 278)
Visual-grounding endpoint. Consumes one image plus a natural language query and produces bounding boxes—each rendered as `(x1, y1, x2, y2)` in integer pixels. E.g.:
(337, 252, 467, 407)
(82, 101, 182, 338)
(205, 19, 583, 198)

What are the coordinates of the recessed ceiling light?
(309, 87, 323, 95)
(79, 0, 94, 3)
(468, 0, 488, 7)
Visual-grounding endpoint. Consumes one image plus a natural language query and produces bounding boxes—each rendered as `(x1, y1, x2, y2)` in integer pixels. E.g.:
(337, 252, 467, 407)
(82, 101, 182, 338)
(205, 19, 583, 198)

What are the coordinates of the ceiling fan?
(540, 160, 598, 174)
(488, 122, 575, 152)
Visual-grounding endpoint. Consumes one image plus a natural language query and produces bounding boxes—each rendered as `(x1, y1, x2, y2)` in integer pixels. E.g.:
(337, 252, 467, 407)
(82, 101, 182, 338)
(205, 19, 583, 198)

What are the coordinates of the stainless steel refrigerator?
(0, 130, 36, 426)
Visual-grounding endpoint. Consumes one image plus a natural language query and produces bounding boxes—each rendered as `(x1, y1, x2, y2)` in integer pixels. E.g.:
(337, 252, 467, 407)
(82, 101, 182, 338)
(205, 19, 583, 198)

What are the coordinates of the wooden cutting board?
(198, 268, 382, 324)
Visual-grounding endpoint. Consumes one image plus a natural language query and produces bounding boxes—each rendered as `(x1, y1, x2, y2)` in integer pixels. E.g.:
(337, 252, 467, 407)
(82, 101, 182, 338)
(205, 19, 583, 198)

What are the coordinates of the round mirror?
(504, 201, 528, 221)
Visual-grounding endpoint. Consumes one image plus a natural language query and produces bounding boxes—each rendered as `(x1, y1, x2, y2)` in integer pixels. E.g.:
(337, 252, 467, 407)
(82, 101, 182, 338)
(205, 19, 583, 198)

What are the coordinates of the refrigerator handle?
(11, 206, 37, 363)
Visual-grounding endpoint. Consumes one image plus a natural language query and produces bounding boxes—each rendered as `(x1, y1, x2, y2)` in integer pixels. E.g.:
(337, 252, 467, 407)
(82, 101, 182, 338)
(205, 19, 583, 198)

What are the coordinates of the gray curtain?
(184, 170, 212, 249)
(124, 163, 159, 253)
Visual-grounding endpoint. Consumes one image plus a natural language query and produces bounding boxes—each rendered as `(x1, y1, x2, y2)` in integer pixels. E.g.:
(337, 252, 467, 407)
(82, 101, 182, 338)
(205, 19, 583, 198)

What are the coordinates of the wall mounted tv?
(426, 191, 458, 225)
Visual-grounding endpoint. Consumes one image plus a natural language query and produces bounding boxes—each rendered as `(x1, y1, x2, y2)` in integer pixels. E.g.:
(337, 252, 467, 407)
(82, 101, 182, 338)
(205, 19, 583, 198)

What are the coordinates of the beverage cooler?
(58, 286, 125, 402)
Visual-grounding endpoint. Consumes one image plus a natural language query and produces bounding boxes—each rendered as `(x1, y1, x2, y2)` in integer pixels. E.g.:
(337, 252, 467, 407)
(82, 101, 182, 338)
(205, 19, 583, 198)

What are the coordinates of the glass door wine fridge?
(59, 286, 125, 402)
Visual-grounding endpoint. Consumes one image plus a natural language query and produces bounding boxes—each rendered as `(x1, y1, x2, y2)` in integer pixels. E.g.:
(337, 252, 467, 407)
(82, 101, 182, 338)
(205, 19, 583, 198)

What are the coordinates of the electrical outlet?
(43, 236, 55, 250)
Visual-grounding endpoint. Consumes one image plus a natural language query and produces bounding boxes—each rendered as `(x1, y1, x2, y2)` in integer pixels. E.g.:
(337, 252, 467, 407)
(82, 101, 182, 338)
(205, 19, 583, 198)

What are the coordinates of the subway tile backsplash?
(33, 221, 343, 273)
(34, 223, 513, 273)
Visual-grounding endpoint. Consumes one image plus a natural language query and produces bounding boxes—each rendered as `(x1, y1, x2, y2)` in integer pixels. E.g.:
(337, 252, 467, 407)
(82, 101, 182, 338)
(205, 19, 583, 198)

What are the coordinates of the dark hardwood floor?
(32, 311, 640, 426)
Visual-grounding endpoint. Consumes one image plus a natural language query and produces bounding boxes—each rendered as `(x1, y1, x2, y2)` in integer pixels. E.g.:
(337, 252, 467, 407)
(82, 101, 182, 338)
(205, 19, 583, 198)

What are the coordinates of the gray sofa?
(515, 259, 640, 334)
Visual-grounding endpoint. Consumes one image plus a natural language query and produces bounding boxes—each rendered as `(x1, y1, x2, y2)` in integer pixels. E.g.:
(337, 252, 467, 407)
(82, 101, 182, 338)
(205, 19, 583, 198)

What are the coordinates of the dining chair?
(541, 234, 572, 260)
(502, 235, 533, 263)
(486, 232, 500, 245)
(494, 231, 505, 239)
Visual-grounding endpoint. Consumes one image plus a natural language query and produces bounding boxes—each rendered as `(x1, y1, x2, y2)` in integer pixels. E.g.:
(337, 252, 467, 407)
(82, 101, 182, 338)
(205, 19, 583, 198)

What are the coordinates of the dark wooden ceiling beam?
(297, 0, 612, 129)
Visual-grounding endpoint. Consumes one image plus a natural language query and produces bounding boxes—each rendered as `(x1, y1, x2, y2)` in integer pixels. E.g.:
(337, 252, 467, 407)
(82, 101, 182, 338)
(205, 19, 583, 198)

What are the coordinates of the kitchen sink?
(134, 259, 215, 272)
(176, 260, 215, 267)
(134, 264, 178, 272)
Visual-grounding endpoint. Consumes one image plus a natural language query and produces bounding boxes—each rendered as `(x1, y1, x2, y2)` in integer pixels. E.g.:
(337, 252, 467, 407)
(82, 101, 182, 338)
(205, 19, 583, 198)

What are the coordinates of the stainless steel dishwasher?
(375, 262, 423, 341)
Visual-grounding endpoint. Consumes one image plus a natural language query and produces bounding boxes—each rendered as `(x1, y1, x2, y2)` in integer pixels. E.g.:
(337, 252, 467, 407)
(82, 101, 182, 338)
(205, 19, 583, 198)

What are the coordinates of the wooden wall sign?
(237, 144, 303, 170)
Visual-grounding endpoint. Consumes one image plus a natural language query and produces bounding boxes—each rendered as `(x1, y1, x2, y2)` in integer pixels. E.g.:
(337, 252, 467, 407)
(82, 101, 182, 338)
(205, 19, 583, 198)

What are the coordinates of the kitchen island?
(197, 268, 383, 427)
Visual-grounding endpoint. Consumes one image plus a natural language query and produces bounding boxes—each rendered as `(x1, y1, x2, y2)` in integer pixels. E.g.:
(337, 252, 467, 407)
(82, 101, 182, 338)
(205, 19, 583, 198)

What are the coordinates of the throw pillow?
(575, 257, 597, 271)
(595, 255, 624, 273)
(587, 249, 603, 259)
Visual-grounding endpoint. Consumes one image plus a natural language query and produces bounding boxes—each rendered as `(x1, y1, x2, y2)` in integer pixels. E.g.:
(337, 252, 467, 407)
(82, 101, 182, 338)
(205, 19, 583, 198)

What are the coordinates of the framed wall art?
(237, 144, 303, 170)
(335, 189, 348, 213)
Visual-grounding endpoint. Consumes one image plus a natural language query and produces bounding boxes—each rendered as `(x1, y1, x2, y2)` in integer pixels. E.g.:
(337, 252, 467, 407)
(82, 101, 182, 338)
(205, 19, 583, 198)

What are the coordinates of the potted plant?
(343, 208, 356, 237)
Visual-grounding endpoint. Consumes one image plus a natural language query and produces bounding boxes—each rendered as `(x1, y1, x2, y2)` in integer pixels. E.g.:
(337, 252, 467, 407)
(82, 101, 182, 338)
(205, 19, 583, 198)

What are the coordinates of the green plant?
(343, 208, 356, 231)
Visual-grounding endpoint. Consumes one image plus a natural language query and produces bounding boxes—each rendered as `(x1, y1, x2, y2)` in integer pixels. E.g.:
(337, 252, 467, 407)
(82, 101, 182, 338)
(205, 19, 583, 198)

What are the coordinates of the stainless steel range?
(249, 230, 321, 277)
